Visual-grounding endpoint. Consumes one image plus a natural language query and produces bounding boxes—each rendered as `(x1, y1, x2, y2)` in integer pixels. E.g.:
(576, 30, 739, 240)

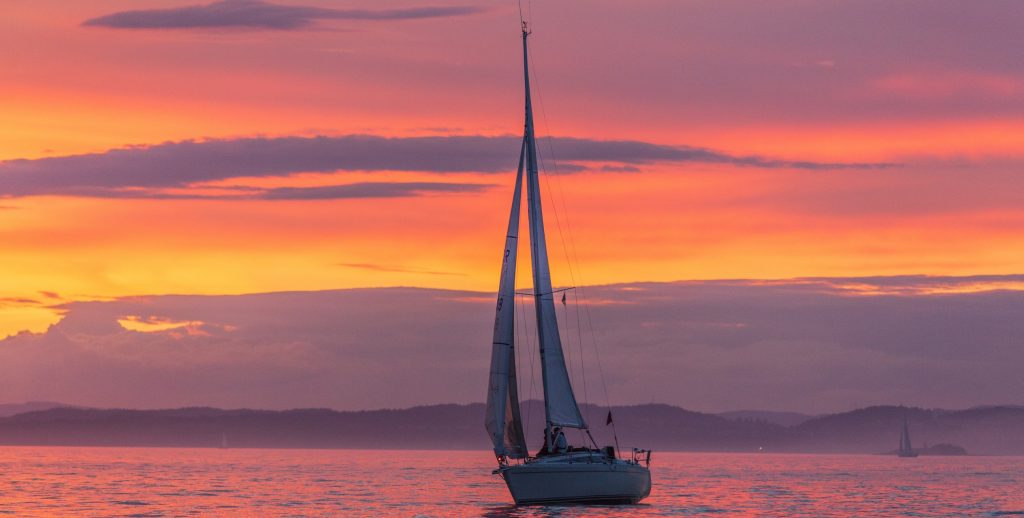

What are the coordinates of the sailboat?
(898, 418, 918, 458)
(483, 22, 652, 505)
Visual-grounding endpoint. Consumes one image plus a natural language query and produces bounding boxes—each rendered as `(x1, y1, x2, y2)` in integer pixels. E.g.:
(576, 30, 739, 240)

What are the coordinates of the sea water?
(0, 447, 1021, 516)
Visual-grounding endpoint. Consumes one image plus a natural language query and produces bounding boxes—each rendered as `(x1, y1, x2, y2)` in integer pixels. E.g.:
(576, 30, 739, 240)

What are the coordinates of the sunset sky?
(2, 1, 1023, 412)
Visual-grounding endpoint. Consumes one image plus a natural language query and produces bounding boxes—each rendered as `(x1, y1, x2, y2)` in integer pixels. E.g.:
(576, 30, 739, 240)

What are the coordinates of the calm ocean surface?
(0, 447, 1021, 516)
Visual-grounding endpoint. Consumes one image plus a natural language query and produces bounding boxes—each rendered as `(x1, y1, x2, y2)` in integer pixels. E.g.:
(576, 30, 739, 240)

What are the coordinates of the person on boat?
(553, 427, 568, 454)
(536, 429, 550, 457)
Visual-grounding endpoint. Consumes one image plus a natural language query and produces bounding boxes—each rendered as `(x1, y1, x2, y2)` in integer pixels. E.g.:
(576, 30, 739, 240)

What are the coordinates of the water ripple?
(0, 448, 1019, 516)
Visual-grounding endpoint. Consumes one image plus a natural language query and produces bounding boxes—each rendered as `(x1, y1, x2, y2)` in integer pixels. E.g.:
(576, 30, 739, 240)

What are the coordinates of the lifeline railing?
(631, 448, 652, 467)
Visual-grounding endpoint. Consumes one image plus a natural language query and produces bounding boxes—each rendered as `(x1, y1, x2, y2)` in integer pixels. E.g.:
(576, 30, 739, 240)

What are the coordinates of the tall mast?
(522, 23, 552, 447)
(521, 24, 587, 450)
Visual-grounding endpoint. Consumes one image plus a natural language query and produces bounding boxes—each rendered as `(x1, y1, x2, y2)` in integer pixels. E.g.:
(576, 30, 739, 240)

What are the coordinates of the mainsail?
(900, 419, 913, 453)
(521, 30, 587, 430)
(484, 137, 529, 458)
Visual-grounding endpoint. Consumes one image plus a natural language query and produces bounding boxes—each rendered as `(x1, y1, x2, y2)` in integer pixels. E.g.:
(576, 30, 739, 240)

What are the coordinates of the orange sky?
(3, 0, 1024, 337)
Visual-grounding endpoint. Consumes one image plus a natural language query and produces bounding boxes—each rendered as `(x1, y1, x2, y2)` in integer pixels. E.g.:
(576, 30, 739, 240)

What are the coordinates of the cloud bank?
(83, 0, 483, 30)
(0, 135, 893, 199)
(2, 276, 1022, 413)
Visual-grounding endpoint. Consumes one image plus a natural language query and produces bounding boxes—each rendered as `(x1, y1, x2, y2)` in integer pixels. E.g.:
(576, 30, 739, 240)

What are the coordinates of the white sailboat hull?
(500, 454, 651, 505)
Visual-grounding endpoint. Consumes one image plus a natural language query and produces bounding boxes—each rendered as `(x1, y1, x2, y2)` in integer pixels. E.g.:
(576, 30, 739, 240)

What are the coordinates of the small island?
(887, 443, 969, 456)
(919, 443, 968, 456)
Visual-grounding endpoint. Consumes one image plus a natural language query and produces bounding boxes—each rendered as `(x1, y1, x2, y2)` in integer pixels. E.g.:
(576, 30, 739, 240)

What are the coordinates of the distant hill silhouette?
(918, 444, 968, 456)
(0, 403, 1020, 454)
(0, 401, 68, 418)
(883, 443, 968, 456)
(789, 405, 1024, 455)
(717, 410, 815, 427)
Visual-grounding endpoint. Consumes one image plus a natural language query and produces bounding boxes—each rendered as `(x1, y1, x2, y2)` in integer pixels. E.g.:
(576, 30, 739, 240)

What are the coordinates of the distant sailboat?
(483, 22, 652, 505)
(898, 418, 918, 458)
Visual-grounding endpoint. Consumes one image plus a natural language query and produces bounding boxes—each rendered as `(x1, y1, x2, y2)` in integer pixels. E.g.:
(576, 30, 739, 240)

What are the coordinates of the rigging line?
(516, 291, 538, 444)
(559, 294, 586, 448)
(579, 288, 616, 436)
(514, 279, 524, 434)
(527, 37, 583, 359)
(560, 288, 590, 430)
(558, 289, 574, 414)
(527, 39, 599, 434)
(528, 43, 586, 364)
(528, 41, 616, 435)
(515, 291, 531, 443)
(527, 46, 575, 289)
(515, 287, 575, 296)
(573, 289, 590, 423)
(558, 268, 590, 426)
(529, 43, 609, 425)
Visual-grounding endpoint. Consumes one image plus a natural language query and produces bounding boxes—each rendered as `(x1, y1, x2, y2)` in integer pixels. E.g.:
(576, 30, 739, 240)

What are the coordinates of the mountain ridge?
(0, 402, 1021, 455)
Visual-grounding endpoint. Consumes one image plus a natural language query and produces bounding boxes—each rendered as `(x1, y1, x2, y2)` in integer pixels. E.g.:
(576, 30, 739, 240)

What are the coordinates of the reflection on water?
(0, 447, 1021, 516)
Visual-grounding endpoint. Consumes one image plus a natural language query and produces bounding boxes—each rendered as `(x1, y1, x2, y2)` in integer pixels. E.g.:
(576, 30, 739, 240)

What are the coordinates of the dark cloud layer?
(2, 276, 1021, 412)
(62, 181, 491, 200)
(0, 135, 892, 199)
(83, 0, 482, 30)
(255, 181, 488, 200)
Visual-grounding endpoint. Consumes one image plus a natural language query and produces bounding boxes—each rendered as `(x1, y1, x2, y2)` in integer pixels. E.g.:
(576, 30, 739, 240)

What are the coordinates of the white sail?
(521, 33, 587, 430)
(484, 137, 529, 458)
